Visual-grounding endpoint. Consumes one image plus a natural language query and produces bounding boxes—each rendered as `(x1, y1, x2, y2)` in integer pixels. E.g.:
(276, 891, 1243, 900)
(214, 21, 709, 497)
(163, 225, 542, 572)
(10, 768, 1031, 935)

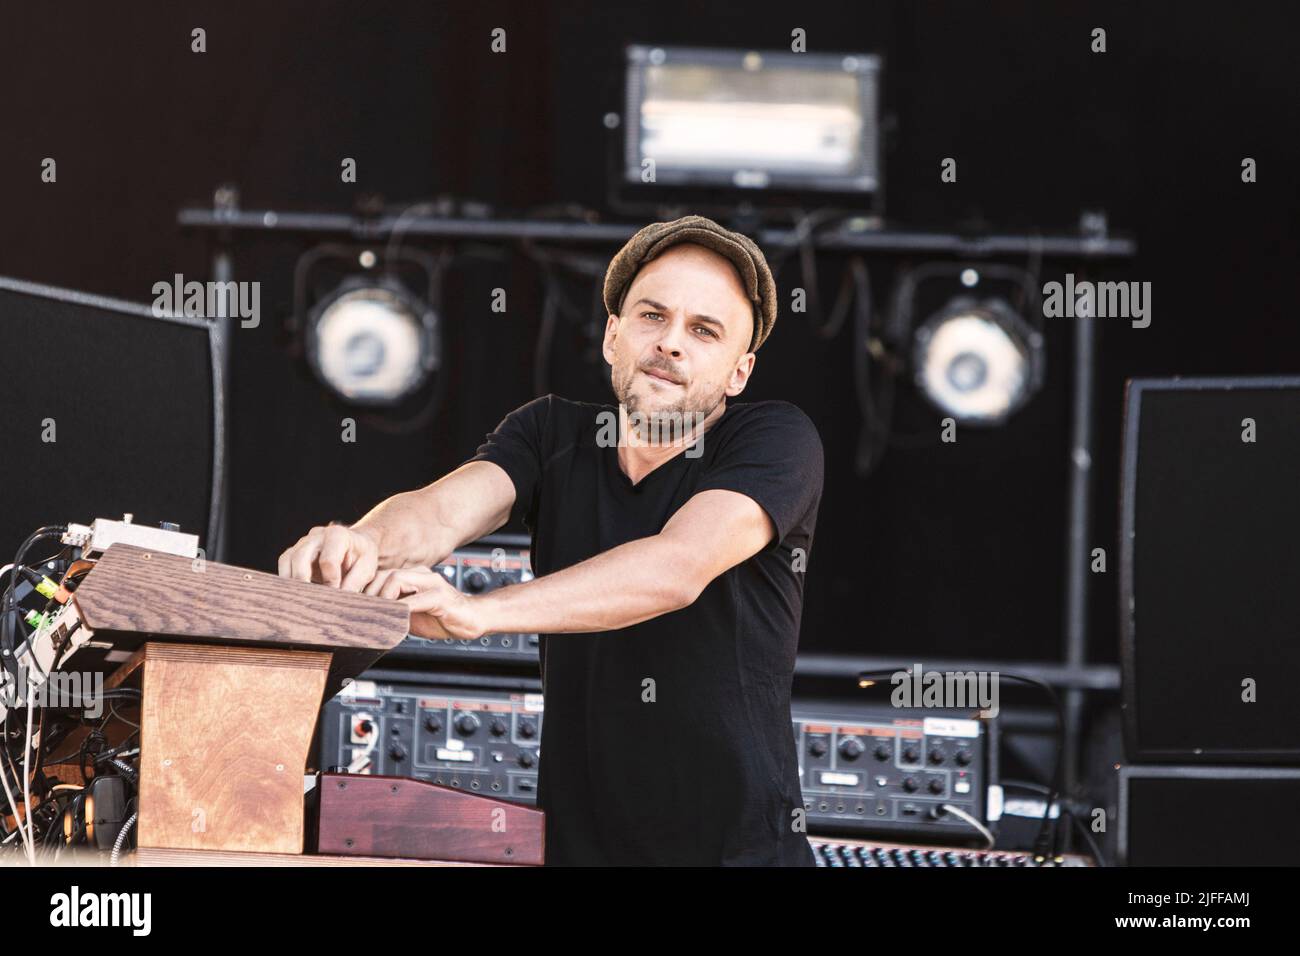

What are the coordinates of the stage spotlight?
(306, 278, 438, 406)
(912, 297, 1044, 424)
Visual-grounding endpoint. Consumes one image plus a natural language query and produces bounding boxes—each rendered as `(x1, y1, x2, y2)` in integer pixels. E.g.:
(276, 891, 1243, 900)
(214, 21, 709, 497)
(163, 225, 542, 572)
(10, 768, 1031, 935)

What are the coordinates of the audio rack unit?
(382, 534, 540, 669)
(794, 699, 1000, 845)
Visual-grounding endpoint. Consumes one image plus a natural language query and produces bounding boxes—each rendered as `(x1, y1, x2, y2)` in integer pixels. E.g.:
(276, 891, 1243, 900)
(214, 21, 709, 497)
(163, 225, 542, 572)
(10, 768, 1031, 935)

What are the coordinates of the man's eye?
(694, 326, 717, 339)
(642, 311, 662, 321)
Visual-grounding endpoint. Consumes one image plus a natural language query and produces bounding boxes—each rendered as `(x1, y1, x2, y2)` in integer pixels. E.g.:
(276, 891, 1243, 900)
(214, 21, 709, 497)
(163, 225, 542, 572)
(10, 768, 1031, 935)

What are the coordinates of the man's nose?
(655, 317, 687, 357)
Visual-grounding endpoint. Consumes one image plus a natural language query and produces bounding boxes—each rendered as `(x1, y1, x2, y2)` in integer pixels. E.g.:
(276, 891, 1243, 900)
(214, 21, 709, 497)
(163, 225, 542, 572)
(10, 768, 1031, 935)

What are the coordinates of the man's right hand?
(278, 524, 381, 591)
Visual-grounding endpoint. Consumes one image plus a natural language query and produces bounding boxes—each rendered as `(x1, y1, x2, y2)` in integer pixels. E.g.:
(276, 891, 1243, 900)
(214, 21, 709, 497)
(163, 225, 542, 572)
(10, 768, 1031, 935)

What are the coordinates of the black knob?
(517, 751, 536, 768)
(874, 743, 893, 761)
(956, 749, 973, 766)
(489, 718, 509, 737)
(388, 743, 407, 762)
(455, 713, 480, 736)
(463, 569, 490, 593)
(902, 776, 919, 793)
(839, 738, 864, 760)
(928, 778, 945, 794)
(903, 746, 919, 763)
(809, 738, 829, 758)
(518, 719, 537, 739)
(928, 747, 945, 764)
(423, 715, 442, 733)
(356, 719, 374, 736)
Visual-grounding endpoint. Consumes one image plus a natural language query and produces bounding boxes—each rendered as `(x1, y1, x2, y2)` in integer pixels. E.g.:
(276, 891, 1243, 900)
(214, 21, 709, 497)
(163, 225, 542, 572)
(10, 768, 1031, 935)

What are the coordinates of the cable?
(109, 811, 136, 866)
(765, 207, 853, 272)
(107, 698, 140, 730)
(107, 758, 138, 785)
(22, 675, 36, 859)
(24, 784, 81, 857)
(3, 527, 67, 691)
(0, 706, 35, 862)
(847, 257, 898, 475)
(0, 736, 33, 861)
(0, 611, 128, 863)
(519, 240, 610, 395)
(28, 703, 47, 814)
(77, 727, 107, 784)
(811, 259, 858, 341)
(1002, 778, 1053, 796)
(43, 732, 140, 769)
(764, 208, 860, 341)
(1004, 780, 1108, 865)
(941, 803, 996, 849)
(993, 675, 1067, 860)
(383, 199, 445, 267)
(533, 272, 562, 395)
(1066, 806, 1108, 867)
(13, 586, 63, 684)
(34, 686, 141, 769)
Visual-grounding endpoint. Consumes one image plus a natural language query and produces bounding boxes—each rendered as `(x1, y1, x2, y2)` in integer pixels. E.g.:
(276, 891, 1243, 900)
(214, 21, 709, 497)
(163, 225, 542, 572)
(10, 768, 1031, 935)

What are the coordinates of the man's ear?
(601, 313, 621, 366)
(725, 352, 757, 397)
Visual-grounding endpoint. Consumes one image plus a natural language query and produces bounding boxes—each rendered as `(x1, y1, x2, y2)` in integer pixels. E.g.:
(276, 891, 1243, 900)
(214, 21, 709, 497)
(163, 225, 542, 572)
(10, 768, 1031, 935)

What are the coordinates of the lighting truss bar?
(177, 207, 1136, 259)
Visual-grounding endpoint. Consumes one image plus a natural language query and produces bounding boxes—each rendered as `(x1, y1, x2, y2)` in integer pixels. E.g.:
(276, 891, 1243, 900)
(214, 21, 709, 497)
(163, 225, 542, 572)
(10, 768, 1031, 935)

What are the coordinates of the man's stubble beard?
(611, 360, 727, 444)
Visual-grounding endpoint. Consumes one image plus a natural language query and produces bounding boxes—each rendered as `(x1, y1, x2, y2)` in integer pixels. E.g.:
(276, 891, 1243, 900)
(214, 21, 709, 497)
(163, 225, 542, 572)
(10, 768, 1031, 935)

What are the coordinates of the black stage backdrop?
(2, 1, 1296, 667)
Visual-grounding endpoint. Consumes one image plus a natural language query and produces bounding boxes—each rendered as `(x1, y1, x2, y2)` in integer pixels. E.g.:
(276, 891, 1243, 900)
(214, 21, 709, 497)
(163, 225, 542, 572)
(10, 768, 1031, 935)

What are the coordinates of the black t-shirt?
(467, 394, 824, 866)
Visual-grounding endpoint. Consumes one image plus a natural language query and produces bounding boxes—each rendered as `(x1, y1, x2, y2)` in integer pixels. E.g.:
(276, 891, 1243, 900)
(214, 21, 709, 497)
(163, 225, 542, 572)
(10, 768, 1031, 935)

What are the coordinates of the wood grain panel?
(314, 772, 545, 865)
(73, 543, 411, 696)
(75, 543, 409, 648)
(129, 642, 329, 854)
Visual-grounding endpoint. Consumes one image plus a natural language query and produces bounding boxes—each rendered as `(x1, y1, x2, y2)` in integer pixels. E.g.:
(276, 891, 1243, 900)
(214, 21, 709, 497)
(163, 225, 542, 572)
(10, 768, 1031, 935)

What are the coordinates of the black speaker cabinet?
(1119, 377, 1300, 763)
(1118, 766, 1300, 865)
(0, 276, 224, 558)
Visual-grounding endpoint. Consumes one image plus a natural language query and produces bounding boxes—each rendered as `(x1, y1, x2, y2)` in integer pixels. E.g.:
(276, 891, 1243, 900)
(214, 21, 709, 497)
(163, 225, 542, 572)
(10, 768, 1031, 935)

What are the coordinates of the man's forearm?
(351, 490, 456, 569)
(353, 462, 514, 569)
(475, 534, 703, 634)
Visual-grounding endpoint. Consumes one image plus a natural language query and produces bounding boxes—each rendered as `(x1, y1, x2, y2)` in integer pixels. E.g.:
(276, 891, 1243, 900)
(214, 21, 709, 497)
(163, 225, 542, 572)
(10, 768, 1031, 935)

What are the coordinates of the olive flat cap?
(603, 214, 777, 352)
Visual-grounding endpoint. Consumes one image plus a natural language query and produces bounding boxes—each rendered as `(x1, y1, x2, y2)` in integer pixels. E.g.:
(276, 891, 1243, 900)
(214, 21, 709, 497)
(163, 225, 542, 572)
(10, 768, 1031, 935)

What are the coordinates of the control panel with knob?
(792, 701, 996, 844)
(454, 712, 481, 737)
(320, 677, 545, 805)
(386, 535, 540, 666)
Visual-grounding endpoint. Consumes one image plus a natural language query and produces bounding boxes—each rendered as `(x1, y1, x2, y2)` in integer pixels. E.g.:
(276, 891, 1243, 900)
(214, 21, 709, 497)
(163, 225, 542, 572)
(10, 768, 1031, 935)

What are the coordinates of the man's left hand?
(369, 567, 486, 640)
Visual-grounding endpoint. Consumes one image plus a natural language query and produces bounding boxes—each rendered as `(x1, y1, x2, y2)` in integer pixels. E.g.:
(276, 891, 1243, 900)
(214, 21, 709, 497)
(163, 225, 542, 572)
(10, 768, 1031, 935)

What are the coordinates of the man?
(280, 215, 824, 865)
